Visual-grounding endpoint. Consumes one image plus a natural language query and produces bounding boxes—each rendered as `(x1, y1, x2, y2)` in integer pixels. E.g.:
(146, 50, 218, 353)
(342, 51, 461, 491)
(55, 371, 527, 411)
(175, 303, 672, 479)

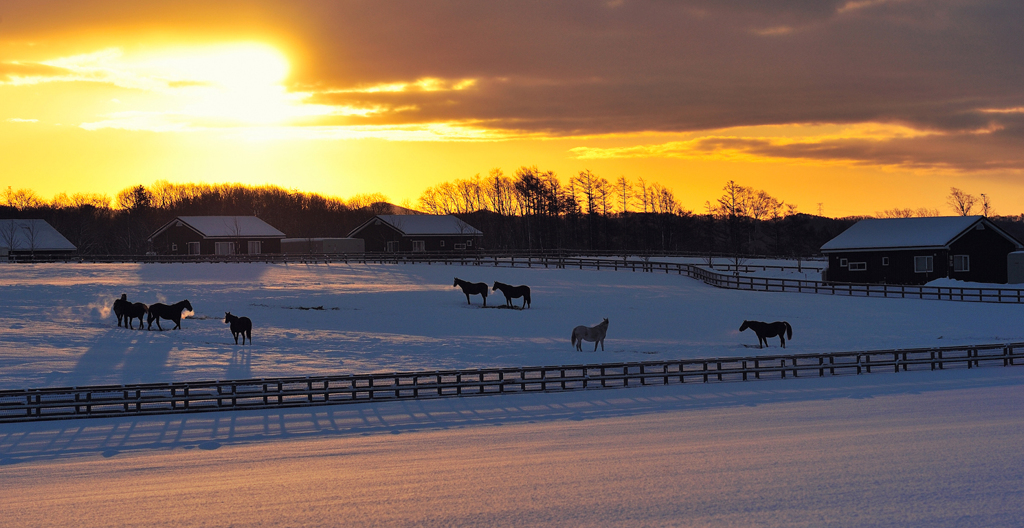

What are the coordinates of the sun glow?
(30, 43, 336, 130)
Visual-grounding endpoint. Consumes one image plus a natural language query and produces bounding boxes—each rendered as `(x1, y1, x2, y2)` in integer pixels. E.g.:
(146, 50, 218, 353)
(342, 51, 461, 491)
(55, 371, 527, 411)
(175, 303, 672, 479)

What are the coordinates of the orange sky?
(2, 0, 1023, 217)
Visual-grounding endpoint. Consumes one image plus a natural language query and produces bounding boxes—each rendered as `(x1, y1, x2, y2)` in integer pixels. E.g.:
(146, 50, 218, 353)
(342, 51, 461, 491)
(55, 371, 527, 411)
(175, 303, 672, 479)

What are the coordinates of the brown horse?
(739, 320, 793, 348)
(224, 312, 252, 345)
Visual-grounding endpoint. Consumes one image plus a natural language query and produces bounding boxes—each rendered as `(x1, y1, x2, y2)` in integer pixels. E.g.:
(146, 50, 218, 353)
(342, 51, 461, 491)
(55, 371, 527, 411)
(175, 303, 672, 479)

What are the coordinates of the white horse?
(571, 318, 609, 351)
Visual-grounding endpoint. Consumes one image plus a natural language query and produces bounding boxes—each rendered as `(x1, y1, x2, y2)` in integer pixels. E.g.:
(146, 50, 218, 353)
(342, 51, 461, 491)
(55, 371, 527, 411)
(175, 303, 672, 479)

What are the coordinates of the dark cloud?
(3, 0, 1023, 168)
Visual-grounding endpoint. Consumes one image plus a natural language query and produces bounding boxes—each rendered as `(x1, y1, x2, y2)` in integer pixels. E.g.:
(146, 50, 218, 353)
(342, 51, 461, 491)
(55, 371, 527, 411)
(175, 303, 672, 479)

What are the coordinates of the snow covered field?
(1, 262, 1022, 389)
(2, 262, 1024, 527)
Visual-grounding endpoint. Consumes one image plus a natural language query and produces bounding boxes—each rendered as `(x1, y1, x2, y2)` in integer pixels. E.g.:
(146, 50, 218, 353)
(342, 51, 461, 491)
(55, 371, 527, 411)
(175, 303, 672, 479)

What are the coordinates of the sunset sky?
(2, 0, 1023, 216)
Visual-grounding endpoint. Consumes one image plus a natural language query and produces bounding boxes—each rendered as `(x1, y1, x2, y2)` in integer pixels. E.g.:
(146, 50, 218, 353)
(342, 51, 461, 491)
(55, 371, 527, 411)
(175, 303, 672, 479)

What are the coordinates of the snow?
(820, 216, 986, 251)
(1, 261, 1023, 526)
(359, 214, 483, 236)
(0, 219, 77, 251)
(153, 216, 286, 238)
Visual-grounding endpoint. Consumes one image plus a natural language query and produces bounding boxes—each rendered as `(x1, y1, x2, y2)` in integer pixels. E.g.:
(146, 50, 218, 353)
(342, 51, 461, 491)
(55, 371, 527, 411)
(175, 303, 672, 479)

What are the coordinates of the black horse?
(224, 312, 252, 345)
(492, 281, 531, 309)
(453, 277, 488, 306)
(739, 320, 793, 348)
(113, 294, 128, 327)
(123, 302, 148, 330)
(147, 299, 193, 330)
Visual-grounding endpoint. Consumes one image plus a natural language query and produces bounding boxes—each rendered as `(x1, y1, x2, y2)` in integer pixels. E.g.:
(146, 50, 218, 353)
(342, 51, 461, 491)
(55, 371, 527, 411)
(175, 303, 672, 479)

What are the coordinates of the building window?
(412, 240, 425, 252)
(386, 241, 399, 252)
(171, 243, 178, 252)
(215, 242, 236, 255)
(248, 241, 262, 255)
(914, 256, 933, 273)
(953, 255, 969, 272)
(187, 242, 200, 255)
(466, 240, 472, 247)
(849, 262, 867, 271)
(881, 257, 889, 266)
(839, 258, 848, 267)
(440, 240, 445, 247)
(454, 243, 466, 250)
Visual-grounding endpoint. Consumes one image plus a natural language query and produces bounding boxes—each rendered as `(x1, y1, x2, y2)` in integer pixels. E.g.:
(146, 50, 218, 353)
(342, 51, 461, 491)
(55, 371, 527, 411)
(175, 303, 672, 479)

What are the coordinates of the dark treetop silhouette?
(739, 320, 792, 348)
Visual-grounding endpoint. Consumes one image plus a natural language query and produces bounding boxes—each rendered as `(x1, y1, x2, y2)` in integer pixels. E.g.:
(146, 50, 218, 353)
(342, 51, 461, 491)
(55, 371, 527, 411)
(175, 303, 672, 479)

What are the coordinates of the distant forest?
(4, 173, 1024, 256)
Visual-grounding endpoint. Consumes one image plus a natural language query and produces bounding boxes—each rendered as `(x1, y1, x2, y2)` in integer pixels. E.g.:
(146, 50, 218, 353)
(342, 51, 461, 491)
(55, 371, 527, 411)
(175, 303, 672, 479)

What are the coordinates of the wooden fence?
(5, 252, 1022, 302)
(2, 342, 1021, 423)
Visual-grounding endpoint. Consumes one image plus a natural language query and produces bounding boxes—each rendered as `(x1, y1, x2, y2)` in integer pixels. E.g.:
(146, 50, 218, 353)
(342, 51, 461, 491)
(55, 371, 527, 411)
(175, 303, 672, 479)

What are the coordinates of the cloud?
(3, 0, 1023, 167)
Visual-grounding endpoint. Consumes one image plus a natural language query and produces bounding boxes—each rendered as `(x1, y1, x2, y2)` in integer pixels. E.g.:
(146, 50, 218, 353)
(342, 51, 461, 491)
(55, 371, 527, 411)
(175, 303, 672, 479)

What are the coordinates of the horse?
(113, 294, 128, 327)
(453, 278, 488, 306)
(492, 281, 531, 309)
(123, 302, 148, 330)
(572, 318, 609, 351)
(147, 299, 193, 330)
(739, 320, 793, 348)
(224, 312, 252, 345)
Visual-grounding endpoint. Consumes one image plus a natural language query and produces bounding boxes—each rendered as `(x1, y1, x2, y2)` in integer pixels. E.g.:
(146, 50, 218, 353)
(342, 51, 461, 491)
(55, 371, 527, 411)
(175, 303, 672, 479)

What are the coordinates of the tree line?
(5, 175, 1015, 257)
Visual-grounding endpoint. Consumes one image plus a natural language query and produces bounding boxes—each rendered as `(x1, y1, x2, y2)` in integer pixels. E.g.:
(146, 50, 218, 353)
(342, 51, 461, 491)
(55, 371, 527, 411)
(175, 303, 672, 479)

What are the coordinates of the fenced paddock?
(2, 342, 1021, 423)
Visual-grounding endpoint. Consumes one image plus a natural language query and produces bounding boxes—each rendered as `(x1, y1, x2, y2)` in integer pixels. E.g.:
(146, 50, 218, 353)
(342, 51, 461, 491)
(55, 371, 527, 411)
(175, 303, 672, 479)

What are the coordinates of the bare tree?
(0, 220, 21, 252)
(878, 208, 915, 218)
(615, 176, 631, 213)
(981, 193, 993, 216)
(947, 187, 977, 216)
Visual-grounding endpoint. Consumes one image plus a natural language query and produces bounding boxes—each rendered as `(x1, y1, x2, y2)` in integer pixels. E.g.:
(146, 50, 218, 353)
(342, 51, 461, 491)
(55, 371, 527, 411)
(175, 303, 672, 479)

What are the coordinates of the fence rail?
(2, 342, 1021, 423)
(5, 252, 1021, 302)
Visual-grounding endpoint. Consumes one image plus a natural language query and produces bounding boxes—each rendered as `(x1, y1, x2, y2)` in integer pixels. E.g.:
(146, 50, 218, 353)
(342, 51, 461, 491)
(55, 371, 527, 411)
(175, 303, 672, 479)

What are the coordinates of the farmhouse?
(348, 215, 482, 252)
(820, 216, 1023, 285)
(0, 219, 76, 258)
(148, 216, 286, 255)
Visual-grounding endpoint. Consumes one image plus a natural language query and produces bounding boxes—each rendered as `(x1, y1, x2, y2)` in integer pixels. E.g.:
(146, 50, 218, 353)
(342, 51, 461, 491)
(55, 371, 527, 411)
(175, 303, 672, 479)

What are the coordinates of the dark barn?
(348, 215, 482, 252)
(149, 216, 286, 255)
(821, 216, 1023, 285)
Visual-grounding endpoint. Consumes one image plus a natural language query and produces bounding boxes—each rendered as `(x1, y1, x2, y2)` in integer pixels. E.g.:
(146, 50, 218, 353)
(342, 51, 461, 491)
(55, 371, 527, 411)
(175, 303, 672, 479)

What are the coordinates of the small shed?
(820, 216, 1023, 285)
(347, 215, 482, 252)
(281, 237, 365, 254)
(149, 216, 286, 255)
(0, 219, 77, 258)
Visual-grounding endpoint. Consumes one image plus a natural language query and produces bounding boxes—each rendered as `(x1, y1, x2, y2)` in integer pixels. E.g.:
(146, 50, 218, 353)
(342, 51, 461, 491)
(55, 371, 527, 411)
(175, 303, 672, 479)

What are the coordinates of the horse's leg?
(465, 293, 471, 305)
(780, 336, 786, 348)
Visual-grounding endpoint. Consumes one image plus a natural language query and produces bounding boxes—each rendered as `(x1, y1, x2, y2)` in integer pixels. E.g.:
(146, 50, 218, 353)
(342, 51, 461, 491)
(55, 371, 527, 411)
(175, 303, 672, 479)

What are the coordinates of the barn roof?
(0, 219, 76, 251)
(820, 216, 1021, 252)
(348, 215, 482, 237)
(149, 216, 286, 240)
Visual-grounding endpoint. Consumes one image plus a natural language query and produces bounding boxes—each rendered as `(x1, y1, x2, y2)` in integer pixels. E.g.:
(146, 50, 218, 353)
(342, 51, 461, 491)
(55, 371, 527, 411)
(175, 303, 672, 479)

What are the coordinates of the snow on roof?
(169, 216, 285, 238)
(821, 216, 990, 252)
(367, 215, 482, 236)
(0, 219, 76, 251)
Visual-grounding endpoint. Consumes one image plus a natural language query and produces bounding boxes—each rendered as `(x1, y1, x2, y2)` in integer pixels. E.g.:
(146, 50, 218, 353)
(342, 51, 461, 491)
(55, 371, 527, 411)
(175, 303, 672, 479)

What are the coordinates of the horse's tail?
(785, 321, 793, 340)
(571, 330, 578, 347)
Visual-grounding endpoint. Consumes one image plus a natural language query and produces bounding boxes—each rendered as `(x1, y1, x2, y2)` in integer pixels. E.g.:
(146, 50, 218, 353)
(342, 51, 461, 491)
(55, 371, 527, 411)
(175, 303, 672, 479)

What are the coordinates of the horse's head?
(120, 293, 127, 301)
(184, 299, 193, 312)
(739, 320, 750, 331)
(453, 278, 459, 287)
(224, 312, 233, 323)
(492, 281, 501, 291)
